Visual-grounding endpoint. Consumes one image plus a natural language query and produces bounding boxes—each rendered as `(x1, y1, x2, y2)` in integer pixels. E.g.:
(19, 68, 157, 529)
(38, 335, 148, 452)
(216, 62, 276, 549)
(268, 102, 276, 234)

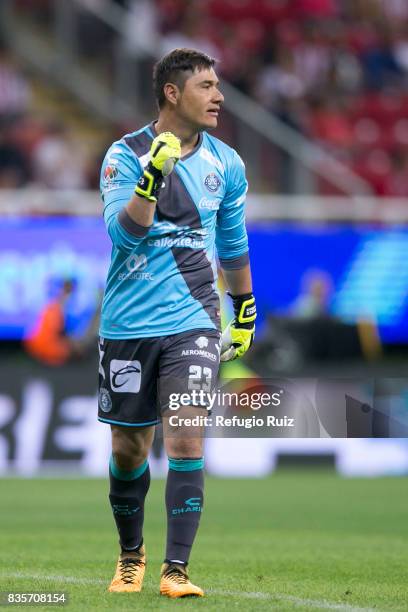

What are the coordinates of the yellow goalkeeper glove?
(135, 132, 181, 203)
(220, 293, 256, 362)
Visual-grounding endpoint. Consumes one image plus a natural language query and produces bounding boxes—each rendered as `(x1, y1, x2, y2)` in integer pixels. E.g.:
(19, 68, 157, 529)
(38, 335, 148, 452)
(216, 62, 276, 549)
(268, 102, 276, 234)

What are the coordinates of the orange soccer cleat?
(160, 562, 204, 598)
(108, 545, 146, 593)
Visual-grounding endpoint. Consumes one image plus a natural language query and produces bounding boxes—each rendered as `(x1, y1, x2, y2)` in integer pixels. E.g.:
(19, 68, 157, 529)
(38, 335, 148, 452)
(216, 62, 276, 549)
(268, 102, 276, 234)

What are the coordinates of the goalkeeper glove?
(135, 132, 181, 203)
(220, 292, 257, 362)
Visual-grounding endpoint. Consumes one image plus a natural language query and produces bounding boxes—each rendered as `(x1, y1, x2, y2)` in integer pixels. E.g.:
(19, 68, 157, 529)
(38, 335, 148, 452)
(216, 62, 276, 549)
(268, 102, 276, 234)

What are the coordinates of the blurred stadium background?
(0, 0, 408, 480)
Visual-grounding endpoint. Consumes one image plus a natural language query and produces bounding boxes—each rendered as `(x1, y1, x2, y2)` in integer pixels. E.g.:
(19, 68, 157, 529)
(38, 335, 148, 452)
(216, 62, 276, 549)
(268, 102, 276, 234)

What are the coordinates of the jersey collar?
(148, 121, 203, 161)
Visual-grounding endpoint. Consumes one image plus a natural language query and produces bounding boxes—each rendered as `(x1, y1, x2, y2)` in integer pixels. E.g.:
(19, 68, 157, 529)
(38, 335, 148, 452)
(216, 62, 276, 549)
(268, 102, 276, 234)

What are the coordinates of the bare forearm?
(221, 263, 253, 295)
(125, 193, 156, 227)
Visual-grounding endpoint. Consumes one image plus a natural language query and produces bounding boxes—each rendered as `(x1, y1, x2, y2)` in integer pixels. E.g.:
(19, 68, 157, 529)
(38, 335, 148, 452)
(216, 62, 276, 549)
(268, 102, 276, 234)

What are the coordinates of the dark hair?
(153, 48, 216, 109)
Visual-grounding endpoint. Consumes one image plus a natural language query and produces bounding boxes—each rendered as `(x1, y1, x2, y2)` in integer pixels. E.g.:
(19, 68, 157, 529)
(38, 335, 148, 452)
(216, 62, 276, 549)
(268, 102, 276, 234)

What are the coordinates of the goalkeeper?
(98, 48, 256, 599)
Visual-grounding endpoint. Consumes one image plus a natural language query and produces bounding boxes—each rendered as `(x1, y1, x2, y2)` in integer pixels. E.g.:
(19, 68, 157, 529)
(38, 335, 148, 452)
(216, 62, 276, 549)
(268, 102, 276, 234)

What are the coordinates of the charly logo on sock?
(171, 497, 202, 516)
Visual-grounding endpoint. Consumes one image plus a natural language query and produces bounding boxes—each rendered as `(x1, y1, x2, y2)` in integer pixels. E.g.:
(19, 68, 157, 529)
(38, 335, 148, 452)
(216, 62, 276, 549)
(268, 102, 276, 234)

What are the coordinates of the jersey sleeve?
(215, 150, 249, 270)
(100, 140, 150, 254)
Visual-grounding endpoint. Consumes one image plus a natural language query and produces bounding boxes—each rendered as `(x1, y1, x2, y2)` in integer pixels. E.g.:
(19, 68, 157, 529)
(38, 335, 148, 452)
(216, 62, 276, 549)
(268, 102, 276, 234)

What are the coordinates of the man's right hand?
(135, 132, 181, 203)
(150, 132, 181, 176)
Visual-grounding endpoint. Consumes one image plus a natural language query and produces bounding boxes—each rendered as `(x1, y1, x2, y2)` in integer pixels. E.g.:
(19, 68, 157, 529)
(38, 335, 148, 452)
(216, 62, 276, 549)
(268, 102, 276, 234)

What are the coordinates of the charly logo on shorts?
(204, 173, 221, 193)
(99, 387, 112, 413)
(110, 359, 142, 393)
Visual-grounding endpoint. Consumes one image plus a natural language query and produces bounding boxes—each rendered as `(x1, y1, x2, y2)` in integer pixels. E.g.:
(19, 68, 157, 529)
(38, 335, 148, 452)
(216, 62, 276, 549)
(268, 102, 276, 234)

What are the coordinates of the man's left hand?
(220, 293, 256, 362)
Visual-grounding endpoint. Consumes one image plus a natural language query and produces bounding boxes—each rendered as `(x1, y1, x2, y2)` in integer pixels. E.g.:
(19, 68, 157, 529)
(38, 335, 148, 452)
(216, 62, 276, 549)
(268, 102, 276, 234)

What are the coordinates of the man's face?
(175, 67, 224, 130)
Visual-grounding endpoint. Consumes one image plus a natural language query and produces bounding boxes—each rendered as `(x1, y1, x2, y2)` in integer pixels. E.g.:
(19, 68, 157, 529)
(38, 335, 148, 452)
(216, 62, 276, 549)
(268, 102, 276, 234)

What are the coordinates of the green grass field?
(0, 473, 407, 611)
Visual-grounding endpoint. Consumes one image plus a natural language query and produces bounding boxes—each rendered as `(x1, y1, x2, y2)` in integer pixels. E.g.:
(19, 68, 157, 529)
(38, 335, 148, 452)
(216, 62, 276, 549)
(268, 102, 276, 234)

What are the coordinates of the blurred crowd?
(3, 0, 408, 194)
(0, 40, 95, 189)
(157, 0, 408, 196)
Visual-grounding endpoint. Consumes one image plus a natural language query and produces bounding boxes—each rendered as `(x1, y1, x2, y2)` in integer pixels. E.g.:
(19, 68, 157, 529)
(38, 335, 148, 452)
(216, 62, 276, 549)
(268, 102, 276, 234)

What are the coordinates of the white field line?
(210, 588, 377, 611)
(3, 573, 379, 612)
(3, 572, 106, 586)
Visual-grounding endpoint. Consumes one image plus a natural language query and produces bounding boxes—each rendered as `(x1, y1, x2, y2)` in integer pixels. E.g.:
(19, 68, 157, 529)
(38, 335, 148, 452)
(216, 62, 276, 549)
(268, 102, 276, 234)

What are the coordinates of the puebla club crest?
(99, 387, 112, 413)
(204, 172, 221, 193)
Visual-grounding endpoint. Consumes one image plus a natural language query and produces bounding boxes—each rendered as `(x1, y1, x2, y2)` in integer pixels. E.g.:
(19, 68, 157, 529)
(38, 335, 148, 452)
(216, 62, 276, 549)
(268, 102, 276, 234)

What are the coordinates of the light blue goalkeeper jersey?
(99, 122, 249, 339)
